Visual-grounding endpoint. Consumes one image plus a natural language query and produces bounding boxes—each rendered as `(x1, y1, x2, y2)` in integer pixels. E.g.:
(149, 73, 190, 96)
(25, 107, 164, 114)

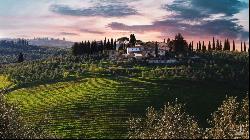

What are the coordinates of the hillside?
(1, 0, 249, 138)
(4, 75, 247, 138)
(0, 40, 68, 64)
(1, 51, 249, 138)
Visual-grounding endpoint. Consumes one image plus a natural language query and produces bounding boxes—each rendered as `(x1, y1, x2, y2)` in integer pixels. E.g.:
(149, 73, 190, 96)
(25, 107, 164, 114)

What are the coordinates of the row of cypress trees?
(71, 38, 117, 56)
(186, 37, 248, 52)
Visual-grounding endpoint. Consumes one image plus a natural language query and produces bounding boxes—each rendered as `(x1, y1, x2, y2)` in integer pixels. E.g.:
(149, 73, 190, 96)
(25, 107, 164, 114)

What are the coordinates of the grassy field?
(4, 74, 247, 138)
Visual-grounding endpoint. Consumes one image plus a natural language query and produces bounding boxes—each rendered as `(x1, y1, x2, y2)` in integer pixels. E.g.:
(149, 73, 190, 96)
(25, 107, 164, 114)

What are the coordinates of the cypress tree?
(223, 39, 227, 51)
(104, 37, 107, 49)
(199, 41, 201, 51)
(208, 41, 211, 51)
(114, 39, 117, 50)
(129, 34, 136, 47)
(219, 41, 223, 51)
(107, 39, 111, 50)
(188, 43, 192, 51)
(228, 39, 230, 51)
(111, 38, 114, 50)
(241, 42, 243, 52)
(202, 41, 206, 52)
(79, 41, 84, 55)
(155, 42, 158, 57)
(17, 53, 24, 63)
(87, 41, 91, 55)
(216, 40, 220, 50)
(196, 43, 199, 51)
(212, 37, 215, 50)
(232, 40, 235, 51)
(244, 42, 246, 52)
(100, 40, 104, 54)
(72, 42, 79, 56)
(192, 41, 194, 51)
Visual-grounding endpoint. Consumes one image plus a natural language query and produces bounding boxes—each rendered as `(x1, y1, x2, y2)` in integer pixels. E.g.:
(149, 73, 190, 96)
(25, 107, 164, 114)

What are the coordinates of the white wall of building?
(127, 48, 141, 54)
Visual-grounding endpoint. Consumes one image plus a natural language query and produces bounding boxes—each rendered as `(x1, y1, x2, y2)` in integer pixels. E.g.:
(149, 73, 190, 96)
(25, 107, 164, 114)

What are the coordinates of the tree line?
(193, 37, 248, 52)
(71, 38, 117, 56)
(164, 34, 248, 54)
(71, 34, 139, 56)
(71, 33, 248, 57)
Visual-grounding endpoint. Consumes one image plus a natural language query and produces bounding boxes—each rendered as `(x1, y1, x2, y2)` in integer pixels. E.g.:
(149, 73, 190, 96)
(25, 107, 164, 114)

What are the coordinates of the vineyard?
(4, 74, 247, 138)
(0, 50, 249, 138)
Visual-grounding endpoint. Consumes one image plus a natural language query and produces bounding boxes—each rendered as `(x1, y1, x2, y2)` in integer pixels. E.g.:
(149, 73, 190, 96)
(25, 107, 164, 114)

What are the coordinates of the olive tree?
(205, 95, 249, 139)
(128, 102, 202, 139)
(0, 94, 56, 139)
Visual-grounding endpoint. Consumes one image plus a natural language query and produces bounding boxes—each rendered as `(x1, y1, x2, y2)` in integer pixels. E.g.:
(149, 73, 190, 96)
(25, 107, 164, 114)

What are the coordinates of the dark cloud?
(109, 0, 249, 40)
(109, 19, 249, 40)
(190, 0, 247, 16)
(164, 0, 208, 20)
(194, 19, 248, 39)
(164, 0, 248, 20)
(108, 21, 186, 36)
(50, 4, 138, 17)
(59, 32, 79, 36)
(163, 0, 249, 40)
(79, 29, 105, 34)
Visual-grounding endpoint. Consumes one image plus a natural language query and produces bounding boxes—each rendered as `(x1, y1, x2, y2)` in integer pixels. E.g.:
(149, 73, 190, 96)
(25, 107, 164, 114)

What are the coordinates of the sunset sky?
(0, 0, 249, 45)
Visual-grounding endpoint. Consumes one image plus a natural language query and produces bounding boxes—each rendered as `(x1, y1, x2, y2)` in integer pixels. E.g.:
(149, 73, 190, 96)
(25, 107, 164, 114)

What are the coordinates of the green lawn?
(5, 75, 247, 138)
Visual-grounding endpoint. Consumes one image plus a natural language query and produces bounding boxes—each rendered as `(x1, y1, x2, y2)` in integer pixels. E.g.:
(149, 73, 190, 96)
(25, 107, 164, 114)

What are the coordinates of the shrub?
(205, 95, 249, 139)
(128, 95, 249, 139)
(0, 94, 56, 139)
(128, 103, 202, 139)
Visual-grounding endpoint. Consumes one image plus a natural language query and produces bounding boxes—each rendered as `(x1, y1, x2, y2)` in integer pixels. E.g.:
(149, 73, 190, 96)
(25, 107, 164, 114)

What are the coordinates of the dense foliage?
(128, 103, 202, 139)
(142, 51, 249, 84)
(129, 95, 249, 139)
(1, 51, 248, 88)
(205, 96, 249, 139)
(1, 55, 110, 86)
(71, 37, 117, 56)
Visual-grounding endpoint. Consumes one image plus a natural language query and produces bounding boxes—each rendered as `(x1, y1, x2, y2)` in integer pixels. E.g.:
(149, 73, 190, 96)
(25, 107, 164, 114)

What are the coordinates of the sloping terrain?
(4, 75, 246, 138)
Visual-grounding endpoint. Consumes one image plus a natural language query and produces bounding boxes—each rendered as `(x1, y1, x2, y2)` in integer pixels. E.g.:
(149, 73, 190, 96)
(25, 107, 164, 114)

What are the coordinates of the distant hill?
(28, 38, 74, 48)
(0, 38, 74, 48)
(0, 39, 68, 64)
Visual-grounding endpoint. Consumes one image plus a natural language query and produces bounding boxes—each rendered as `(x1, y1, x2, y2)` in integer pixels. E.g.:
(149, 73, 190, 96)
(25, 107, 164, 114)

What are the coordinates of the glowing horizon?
(0, 0, 249, 46)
